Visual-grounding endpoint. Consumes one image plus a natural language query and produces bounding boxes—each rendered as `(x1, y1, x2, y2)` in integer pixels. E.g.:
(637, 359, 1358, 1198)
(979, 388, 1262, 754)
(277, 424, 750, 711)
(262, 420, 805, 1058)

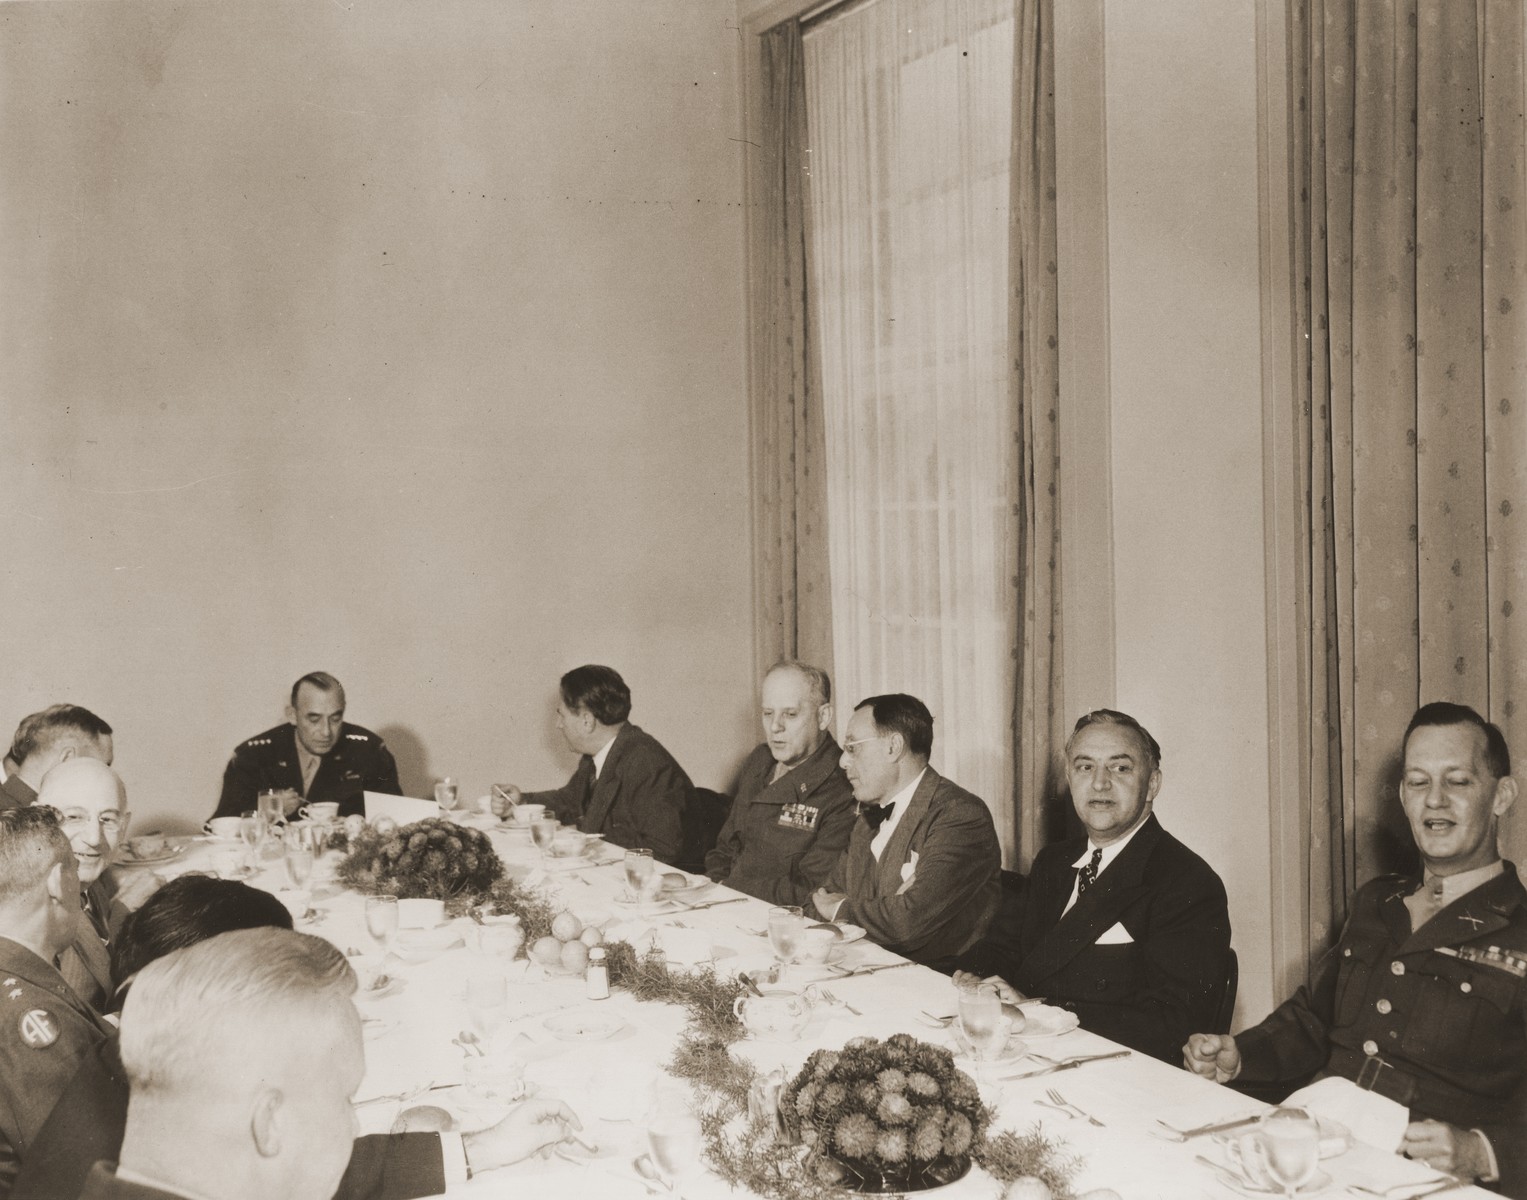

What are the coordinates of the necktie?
(862, 802, 895, 831)
(1404, 875, 1446, 932)
(1077, 847, 1103, 896)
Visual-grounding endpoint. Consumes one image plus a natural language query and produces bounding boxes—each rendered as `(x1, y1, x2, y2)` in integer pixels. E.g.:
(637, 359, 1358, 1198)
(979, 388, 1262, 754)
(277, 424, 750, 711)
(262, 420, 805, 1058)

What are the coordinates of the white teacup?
(398, 898, 446, 929)
(799, 926, 838, 965)
(512, 803, 546, 828)
(203, 817, 243, 841)
(550, 829, 588, 858)
(300, 801, 340, 822)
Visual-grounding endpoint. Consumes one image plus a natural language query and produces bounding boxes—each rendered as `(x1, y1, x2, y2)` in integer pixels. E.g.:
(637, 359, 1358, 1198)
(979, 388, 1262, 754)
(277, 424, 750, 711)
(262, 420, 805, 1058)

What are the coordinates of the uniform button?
(1460, 981, 1472, 994)
(1343, 948, 1352, 958)
(1376, 999, 1392, 1014)
(1362, 1040, 1379, 1056)
(1390, 961, 1405, 976)
(1388, 1031, 1398, 1039)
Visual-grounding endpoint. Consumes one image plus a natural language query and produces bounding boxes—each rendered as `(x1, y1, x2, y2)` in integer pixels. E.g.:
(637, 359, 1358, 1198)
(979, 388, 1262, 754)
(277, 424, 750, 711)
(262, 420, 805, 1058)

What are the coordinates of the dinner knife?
(999, 1049, 1131, 1079)
(1156, 1113, 1262, 1141)
(829, 960, 915, 978)
(674, 896, 748, 912)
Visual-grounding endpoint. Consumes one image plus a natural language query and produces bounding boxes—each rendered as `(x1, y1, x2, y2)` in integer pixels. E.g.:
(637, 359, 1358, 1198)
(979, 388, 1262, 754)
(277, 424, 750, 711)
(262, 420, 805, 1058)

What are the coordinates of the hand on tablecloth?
(951, 971, 1025, 1004)
(463, 1099, 583, 1172)
(1182, 1033, 1241, 1084)
(1402, 1119, 1491, 1181)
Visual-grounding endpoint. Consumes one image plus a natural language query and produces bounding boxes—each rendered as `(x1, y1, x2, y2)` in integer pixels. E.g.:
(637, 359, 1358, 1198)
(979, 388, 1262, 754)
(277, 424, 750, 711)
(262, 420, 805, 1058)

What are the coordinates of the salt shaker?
(586, 946, 609, 999)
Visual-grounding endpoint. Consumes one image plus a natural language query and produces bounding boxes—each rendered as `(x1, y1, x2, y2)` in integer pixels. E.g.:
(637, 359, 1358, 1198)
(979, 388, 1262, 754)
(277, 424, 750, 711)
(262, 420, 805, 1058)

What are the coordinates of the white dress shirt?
(870, 768, 926, 860)
(1060, 809, 1151, 917)
(591, 732, 618, 779)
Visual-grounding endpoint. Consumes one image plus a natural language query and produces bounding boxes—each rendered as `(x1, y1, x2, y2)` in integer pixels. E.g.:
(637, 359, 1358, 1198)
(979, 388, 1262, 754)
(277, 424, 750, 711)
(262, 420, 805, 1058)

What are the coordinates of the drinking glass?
(646, 1091, 703, 1185)
(434, 777, 459, 813)
(767, 906, 805, 976)
(1258, 1107, 1321, 1197)
(284, 842, 314, 896)
(957, 984, 1007, 1080)
(531, 817, 560, 860)
(239, 811, 263, 868)
(257, 789, 285, 830)
(624, 848, 655, 898)
(365, 896, 399, 953)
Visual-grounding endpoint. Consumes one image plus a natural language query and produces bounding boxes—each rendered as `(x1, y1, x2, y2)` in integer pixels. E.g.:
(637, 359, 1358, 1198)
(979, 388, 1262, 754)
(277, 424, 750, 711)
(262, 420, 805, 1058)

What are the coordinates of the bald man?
(37, 760, 160, 1012)
(84, 929, 581, 1200)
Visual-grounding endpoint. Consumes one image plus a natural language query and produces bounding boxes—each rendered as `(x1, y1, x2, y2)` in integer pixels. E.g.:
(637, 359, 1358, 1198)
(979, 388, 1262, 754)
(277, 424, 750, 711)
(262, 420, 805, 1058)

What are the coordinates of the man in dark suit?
(19, 876, 582, 1200)
(1186, 703, 1527, 1196)
(213, 672, 401, 820)
(0, 704, 113, 812)
(705, 661, 857, 906)
(811, 694, 1001, 969)
(958, 709, 1232, 1064)
(0, 806, 112, 1199)
(494, 665, 692, 865)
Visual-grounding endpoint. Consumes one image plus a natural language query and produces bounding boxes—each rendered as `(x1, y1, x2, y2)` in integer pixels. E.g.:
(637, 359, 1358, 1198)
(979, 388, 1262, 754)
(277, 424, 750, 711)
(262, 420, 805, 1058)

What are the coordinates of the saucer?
(544, 1011, 627, 1042)
(948, 1026, 1028, 1065)
(1015, 1003, 1080, 1040)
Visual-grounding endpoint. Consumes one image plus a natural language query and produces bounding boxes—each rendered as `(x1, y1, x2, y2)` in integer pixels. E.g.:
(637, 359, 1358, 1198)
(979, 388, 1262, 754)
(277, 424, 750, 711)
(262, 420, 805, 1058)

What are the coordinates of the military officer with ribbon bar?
(1186, 702, 1527, 1197)
(212, 672, 401, 820)
(704, 662, 856, 907)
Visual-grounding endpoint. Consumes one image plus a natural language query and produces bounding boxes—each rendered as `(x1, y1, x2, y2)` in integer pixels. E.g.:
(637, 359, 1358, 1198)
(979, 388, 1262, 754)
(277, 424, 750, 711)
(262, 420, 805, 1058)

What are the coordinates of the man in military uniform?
(0, 805, 113, 1197)
(0, 705, 114, 812)
(212, 672, 401, 820)
(1185, 702, 1527, 1196)
(704, 661, 856, 907)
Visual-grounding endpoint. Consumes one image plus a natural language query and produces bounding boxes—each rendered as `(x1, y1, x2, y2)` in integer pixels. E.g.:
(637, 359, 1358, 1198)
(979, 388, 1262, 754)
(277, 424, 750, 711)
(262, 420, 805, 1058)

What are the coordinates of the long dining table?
(136, 817, 1490, 1200)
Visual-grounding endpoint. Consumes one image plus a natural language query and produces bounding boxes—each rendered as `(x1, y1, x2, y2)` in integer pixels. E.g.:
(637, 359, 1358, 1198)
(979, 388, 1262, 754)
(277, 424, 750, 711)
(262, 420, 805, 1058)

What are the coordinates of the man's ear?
(1146, 769, 1163, 805)
(285, 706, 298, 727)
(58, 745, 78, 764)
(817, 703, 833, 734)
(250, 1088, 283, 1158)
(44, 860, 68, 906)
(1493, 776, 1519, 819)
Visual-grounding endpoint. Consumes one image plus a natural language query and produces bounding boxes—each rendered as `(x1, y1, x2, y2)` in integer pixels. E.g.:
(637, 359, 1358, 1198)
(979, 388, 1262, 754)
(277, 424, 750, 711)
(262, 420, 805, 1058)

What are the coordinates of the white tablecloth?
(151, 830, 1488, 1200)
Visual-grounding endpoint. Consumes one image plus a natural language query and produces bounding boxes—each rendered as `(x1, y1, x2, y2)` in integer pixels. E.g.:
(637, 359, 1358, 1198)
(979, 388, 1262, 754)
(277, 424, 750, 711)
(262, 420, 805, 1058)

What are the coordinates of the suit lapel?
(874, 769, 939, 895)
(1020, 816, 1161, 984)
(276, 728, 307, 796)
(1398, 868, 1523, 955)
(583, 728, 628, 833)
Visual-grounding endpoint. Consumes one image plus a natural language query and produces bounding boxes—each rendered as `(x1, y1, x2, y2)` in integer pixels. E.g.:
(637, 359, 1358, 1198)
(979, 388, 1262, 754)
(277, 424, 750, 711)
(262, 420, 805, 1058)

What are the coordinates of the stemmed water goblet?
(767, 906, 805, 981)
(1257, 1107, 1321, 1198)
(624, 848, 655, 899)
(531, 816, 560, 862)
(365, 895, 399, 955)
(957, 982, 1008, 1082)
(434, 777, 459, 814)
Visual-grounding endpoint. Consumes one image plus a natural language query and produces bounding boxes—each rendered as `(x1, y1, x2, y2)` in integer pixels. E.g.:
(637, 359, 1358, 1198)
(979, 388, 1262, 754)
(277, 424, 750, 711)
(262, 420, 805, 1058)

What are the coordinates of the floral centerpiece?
(779, 1033, 988, 1193)
(336, 817, 504, 901)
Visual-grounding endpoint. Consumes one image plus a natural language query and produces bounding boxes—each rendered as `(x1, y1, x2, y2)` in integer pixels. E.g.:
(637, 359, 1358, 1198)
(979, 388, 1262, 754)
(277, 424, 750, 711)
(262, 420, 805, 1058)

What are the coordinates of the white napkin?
(364, 791, 438, 824)
(1284, 1076, 1409, 1152)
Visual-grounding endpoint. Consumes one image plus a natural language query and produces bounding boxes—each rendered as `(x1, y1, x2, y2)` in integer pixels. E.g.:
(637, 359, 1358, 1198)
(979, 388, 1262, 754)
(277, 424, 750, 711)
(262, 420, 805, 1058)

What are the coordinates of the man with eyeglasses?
(36, 760, 160, 1012)
(956, 709, 1232, 1065)
(1, 705, 114, 812)
(810, 694, 1001, 970)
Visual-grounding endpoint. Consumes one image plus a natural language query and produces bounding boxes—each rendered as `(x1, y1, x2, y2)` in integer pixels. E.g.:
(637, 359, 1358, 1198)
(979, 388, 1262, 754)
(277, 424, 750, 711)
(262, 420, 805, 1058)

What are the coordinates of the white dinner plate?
(544, 1011, 627, 1042)
(1014, 1003, 1080, 1040)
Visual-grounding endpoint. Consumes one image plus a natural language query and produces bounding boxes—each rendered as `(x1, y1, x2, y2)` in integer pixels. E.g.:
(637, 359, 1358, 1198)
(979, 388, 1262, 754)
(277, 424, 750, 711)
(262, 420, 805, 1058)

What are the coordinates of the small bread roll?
(391, 1105, 453, 1134)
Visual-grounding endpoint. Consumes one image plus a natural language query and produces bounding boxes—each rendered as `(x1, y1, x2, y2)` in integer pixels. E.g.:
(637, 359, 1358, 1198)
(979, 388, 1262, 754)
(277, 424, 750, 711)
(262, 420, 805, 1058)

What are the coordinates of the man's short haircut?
(290, 672, 344, 708)
(120, 928, 355, 1097)
(766, 661, 832, 708)
(560, 665, 632, 727)
(10, 704, 113, 766)
(111, 875, 294, 988)
(1404, 701, 1511, 780)
(855, 694, 935, 759)
(1066, 709, 1163, 774)
(0, 806, 72, 905)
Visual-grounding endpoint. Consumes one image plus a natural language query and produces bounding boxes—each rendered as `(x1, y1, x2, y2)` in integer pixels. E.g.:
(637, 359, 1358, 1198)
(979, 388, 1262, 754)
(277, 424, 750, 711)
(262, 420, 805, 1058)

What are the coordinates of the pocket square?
(895, 851, 919, 895)
(1094, 921, 1134, 945)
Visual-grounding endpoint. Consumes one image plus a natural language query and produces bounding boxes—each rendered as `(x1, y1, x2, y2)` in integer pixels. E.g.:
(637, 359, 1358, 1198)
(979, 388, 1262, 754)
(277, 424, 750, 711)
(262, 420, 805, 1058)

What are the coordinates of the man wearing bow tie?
(810, 694, 1000, 970)
(957, 709, 1232, 1064)
(1186, 703, 1527, 1195)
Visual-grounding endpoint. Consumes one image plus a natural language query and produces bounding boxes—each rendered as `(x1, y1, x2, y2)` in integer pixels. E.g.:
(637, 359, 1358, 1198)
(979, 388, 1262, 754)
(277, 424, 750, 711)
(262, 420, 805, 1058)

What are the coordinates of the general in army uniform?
(212, 673, 401, 821)
(1186, 702, 1527, 1197)
(705, 662, 856, 907)
(0, 807, 113, 1197)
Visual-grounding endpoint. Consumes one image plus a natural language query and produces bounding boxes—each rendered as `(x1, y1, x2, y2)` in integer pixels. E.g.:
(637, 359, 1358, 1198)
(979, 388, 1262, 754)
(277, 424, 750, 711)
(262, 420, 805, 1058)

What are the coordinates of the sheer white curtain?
(804, 0, 1017, 844)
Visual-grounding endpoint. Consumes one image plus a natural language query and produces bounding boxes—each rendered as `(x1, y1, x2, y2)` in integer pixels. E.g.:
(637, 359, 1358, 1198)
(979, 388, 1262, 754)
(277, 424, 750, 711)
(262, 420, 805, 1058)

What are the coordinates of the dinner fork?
(1044, 1088, 1103, 1127)
(817, 988, 862, 1016)
(1348, 1179, 1464, 1200)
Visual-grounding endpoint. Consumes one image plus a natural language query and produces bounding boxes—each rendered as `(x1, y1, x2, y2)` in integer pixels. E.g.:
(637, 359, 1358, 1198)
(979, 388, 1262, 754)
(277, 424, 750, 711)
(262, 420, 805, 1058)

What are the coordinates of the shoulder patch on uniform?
(19, 1009, 59, 1048)
(346, 733, 370, 741)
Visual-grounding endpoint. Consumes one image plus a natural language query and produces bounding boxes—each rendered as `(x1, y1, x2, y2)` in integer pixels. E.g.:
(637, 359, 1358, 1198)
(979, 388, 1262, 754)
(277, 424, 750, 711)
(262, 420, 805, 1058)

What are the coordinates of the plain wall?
(1101, 0, 1275, 1022)
(0, 1, 757, 831)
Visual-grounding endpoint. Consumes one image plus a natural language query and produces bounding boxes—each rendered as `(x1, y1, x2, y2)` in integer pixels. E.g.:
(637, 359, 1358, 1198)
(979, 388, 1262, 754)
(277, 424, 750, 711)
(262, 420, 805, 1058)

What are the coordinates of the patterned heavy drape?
(1009, 0, 1066, 865)
(1292, 0, 1527, 961)
(750, 21, 835, 681)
